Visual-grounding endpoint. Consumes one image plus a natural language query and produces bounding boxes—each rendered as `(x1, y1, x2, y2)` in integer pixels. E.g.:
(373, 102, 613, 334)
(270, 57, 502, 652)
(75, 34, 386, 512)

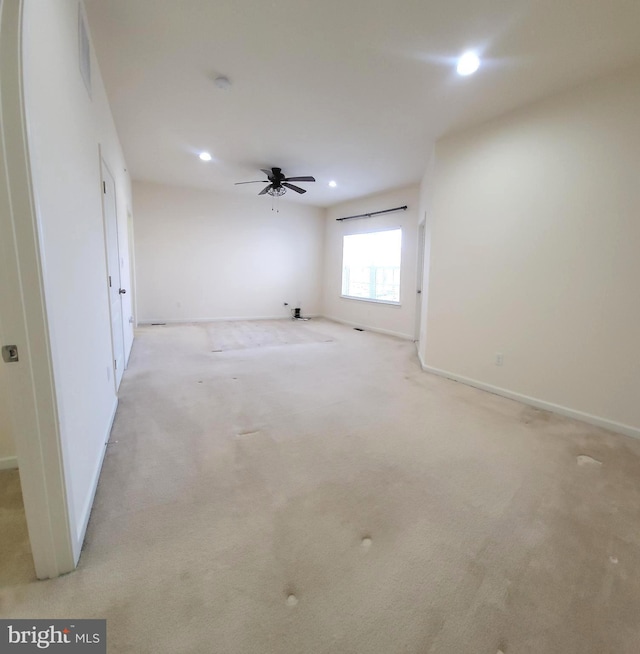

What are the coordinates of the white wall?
(22, 0, 133, 558)
(421, 64, 640, 435)
(322, 185, 420, 339)
(0, 363, 16, 468)
(133, 181, 325, 323)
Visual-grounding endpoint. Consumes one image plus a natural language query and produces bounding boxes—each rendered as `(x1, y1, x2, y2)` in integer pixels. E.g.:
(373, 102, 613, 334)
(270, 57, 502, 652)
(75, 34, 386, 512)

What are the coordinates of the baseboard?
(73, 398, 118, 562)
(420, 361, 640, 440)
(321, 315, 413, 341)
(138, 315, 320, 325)
(0, 455, 18, 470)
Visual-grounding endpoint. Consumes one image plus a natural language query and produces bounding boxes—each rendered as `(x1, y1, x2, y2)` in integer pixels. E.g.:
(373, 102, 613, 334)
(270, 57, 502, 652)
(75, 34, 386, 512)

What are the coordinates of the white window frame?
(341, 228, 402, 305)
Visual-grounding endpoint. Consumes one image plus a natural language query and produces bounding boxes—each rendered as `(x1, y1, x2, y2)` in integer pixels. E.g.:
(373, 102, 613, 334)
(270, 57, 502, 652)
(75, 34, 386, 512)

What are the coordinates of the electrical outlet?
(495, 353, 504, 366)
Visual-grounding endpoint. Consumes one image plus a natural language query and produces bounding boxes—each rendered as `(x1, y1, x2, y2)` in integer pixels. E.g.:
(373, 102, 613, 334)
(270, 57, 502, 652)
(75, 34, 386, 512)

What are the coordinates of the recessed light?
(199, 152, 212, 162)
(328, 180, 337, 188)
(456, 52, 480, 76)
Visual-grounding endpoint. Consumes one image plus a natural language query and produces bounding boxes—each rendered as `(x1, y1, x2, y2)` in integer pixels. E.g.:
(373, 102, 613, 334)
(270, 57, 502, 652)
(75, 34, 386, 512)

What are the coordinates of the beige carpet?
(0, 469, 35, 586)
(2, 318, 640, 653)
(202, 318, 334, 351)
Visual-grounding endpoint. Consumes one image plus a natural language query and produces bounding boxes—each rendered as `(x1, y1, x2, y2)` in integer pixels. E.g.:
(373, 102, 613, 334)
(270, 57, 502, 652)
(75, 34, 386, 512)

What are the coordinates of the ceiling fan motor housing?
(269, 167, 284, 187)
(235, 167, 316, 195)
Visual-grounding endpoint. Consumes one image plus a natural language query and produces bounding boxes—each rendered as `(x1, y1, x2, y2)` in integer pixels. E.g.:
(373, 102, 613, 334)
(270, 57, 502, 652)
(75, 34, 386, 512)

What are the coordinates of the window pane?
(341, 229, 401, 303)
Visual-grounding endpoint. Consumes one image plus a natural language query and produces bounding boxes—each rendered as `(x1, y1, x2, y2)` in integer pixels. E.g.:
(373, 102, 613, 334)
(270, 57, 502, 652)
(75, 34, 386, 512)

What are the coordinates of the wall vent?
(78, 3, 92, 98)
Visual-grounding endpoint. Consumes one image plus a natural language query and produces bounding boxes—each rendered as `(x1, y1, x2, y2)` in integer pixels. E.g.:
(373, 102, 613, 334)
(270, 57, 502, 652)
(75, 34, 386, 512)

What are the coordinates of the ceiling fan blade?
(282, 182, 306, 194)
(284, 176, 316, 183)
(234, 180, 266, 185)
(258, 184, 272, 195)
(260, 168, 274, 179)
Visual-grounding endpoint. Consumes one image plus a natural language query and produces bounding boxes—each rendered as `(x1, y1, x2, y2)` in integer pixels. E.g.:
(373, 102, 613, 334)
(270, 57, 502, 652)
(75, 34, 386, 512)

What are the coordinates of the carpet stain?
(237, 430, 261, 437)
(576, 454, 603, 467)
(520, 406, 554, 425)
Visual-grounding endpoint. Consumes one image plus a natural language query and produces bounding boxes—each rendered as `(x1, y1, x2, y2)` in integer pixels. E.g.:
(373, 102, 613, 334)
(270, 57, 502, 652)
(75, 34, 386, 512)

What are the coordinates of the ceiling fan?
(235, 167, 316, 196)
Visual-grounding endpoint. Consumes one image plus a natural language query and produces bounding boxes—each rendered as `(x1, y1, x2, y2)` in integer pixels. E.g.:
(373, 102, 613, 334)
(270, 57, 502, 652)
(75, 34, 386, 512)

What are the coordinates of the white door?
(415, 220, 426, 341)
(102, 163, 125, 389)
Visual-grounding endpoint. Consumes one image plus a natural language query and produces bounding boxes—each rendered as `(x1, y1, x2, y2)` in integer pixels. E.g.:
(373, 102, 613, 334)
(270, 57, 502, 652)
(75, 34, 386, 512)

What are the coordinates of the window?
(341, 229, 402, 304)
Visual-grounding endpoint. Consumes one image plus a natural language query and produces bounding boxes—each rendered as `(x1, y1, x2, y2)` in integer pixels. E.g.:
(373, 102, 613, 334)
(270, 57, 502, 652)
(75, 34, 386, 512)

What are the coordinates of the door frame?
(0, 0, 75, 578)
(100, 154, 126, 391)
(414, 218, 426, 341)
(126, 209, 137, 334)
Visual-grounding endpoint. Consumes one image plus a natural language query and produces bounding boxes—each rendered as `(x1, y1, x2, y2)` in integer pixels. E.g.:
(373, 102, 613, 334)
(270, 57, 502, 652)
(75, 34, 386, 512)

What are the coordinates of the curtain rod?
(336, 205, 408, 222)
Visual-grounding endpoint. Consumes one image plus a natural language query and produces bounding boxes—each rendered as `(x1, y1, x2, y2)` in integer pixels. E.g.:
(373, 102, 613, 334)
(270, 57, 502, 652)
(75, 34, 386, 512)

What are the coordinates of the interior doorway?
(414, 219, 426, 341)
(101, 161, 126, 390)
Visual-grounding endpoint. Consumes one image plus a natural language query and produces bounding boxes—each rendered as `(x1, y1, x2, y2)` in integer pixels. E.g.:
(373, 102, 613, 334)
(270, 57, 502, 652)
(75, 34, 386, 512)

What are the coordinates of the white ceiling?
(84, 0, 640, 208)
